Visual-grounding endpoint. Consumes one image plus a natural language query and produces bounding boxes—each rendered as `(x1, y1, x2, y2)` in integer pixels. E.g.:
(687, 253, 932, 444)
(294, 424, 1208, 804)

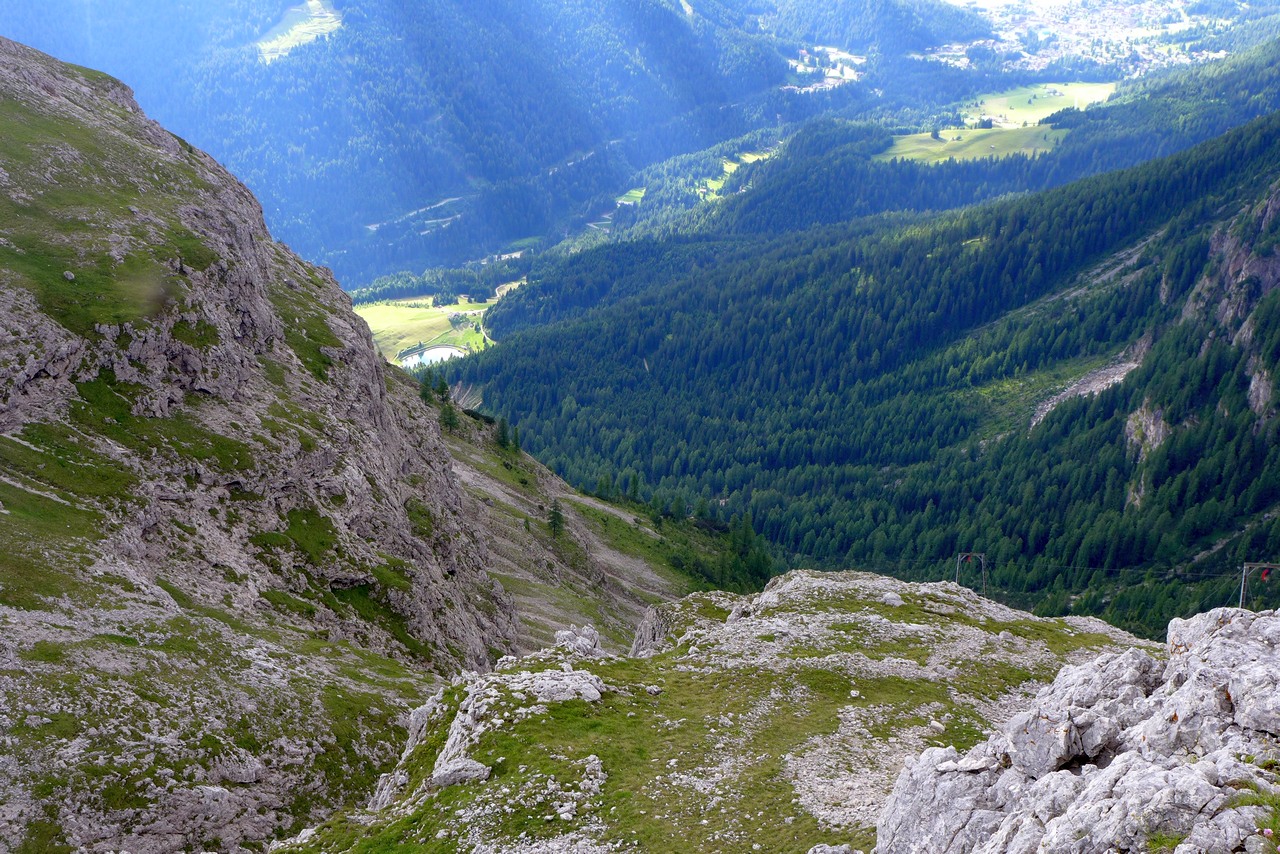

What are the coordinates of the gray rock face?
(629, 605, 676, 656)
(876, 608, 1280, 854)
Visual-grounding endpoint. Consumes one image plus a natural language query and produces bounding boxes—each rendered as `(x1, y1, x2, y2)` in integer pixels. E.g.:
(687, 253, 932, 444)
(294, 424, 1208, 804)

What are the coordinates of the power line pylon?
(956, 552, 988, 595)
(1239, 562, 1280, 609)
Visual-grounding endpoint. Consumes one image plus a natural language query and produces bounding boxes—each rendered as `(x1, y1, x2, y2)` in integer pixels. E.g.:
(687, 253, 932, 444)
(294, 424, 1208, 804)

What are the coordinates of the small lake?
(401, 346, 466, 369)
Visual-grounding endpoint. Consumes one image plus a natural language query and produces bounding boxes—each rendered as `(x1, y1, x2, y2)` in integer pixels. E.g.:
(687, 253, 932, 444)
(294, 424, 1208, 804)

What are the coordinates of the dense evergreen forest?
(451, 102, 1280, 638)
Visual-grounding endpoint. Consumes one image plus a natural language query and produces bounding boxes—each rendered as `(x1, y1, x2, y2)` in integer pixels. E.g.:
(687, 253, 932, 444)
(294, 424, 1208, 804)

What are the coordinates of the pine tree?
(440, 402, 460, 433)
(548, 500, 565, 539)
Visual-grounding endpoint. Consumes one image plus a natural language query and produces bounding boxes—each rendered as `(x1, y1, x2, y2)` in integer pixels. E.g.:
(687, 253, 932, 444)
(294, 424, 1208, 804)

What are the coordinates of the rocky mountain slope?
(0, 35, 715, 853)
(440, 416, 697, 654)
(275, 570, 1145, 852)
(0, 32, 513, 851)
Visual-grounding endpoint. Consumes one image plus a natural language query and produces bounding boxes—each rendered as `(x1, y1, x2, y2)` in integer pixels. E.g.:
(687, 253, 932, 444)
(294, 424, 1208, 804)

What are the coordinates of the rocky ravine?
(0, 36, 517, 852)
(275, 570, 1147, 853)
(877, 607, 1280, 854)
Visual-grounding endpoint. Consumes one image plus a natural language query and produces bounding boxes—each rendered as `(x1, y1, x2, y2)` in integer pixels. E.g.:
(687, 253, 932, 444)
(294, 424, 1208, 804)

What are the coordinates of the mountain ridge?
(270, 569, 1148, 852)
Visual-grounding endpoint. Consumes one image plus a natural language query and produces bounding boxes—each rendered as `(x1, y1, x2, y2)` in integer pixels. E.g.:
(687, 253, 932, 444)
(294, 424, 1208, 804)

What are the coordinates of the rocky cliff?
(0, 36, 521, 851)
(877, 607, 1280, 853)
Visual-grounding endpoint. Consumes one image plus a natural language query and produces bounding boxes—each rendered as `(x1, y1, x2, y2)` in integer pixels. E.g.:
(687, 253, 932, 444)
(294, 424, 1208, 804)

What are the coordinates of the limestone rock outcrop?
(876, 607, 1280, 854)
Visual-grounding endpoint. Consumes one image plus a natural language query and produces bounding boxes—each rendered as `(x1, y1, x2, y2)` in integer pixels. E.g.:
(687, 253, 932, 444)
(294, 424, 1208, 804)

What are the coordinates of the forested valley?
(450, 50, 1280, 638)
(0, 0, 805, 282)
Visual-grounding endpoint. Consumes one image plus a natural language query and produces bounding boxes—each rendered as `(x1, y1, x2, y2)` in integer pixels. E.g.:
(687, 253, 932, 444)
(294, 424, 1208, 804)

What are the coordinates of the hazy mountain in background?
(0, 0, 1012, 287)
(0, 0, 807, 284)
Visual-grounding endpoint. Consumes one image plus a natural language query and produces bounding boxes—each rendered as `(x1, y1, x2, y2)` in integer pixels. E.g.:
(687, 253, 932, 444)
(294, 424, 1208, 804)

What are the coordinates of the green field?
(616, 187, 647, 204)
(962, 82, 1116, 128)
(354, 298, 490, 363)
(876, 125, 1069, 164)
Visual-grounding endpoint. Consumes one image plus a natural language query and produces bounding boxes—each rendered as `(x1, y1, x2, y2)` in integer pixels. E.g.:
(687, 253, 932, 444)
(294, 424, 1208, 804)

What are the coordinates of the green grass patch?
(162, 227, 219, 273)
(19, 640, 67, 664)
(967, 350, 1118, 436)
(14, 819, 71, 854)
(564, 500, 718, 595)
(293, 654, 869, 851)
(331, 584, 433, 662)
(986, 618, 1116, 657)
(961, 81, 1116, 128)
(0, 480, 103, 609)
(262, 589, 319, 618)
(700, 150, 775, 199)
(268, 284, 343, 380)
(0, 243, 180, 337)
(317, 682, 405, 801)
(617, 187, 647, 204)
(372, 558, 414, 592)
(155, 577, 193, 608)
(91, 633, 140, 647)
(170, 318, 220, 349)
(405, 499, 434, 540)
(249, 506, 339, 567)
(71, 373, 254, 472)
(0, 422, 137, 501)
(0, 96, 204, 335)
(283, 507, 339, 565)
(1146, 830, 1188, 853)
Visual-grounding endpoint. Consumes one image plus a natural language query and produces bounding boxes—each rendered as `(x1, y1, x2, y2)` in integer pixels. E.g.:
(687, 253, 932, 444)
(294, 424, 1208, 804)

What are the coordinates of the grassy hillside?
(419, 379, 782, 651)
(877, 124, 1067, 163)
(961, 82, 1116, 128)
(875, 82, 1113, 164)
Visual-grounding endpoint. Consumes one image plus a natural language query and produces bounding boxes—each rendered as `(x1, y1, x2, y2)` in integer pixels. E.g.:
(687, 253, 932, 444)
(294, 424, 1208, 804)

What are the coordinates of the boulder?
(875, 608, 1280, 854)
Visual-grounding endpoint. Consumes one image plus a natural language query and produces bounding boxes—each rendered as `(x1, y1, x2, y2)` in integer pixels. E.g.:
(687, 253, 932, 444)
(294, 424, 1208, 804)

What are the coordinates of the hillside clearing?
(702, 150, 775, 198)
(877, 83, 1112, 164)
(877, 125, 1068, 163)
(256, 0, 343, 64)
